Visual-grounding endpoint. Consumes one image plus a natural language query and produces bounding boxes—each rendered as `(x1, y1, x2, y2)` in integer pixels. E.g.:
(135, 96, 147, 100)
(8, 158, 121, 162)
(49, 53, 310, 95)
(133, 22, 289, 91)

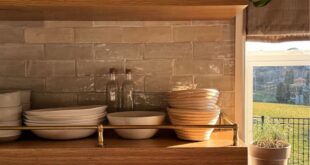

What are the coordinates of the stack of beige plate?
(167, 88, 220, 141)
(0, 91, 22, 142)
(24, 105, 107, 140)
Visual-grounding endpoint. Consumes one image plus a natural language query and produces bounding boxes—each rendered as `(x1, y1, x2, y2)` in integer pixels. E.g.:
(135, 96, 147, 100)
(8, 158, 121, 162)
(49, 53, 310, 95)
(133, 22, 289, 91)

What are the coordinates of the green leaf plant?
(249, 0, 272, 7)
(253, 118, 290, 148)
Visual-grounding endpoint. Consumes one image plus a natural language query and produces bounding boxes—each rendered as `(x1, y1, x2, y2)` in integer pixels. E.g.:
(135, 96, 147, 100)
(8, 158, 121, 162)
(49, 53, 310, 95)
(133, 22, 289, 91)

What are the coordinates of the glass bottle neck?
(110, 73, 116, 80)
(126, 73, 132, 80)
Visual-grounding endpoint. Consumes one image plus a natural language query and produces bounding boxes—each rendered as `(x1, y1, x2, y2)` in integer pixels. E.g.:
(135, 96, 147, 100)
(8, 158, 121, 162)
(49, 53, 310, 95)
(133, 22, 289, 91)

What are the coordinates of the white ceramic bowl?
(107, 111, 166, 140)
(0, 91, 21, 107)
(0, 105, 22, 121)
(25, 105, 107, 116)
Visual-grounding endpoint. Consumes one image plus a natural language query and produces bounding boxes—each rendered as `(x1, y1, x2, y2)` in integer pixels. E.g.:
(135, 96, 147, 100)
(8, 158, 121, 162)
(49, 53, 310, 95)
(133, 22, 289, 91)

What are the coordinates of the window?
(245, 41, 310, 165)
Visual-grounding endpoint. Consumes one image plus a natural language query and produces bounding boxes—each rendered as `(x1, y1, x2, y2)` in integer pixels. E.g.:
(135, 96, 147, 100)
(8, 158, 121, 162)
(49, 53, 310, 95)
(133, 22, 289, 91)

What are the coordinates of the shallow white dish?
(25, 112, 106, 121)
(24, 119, 102, 126)
(0, 105, 22, 121)
(25, 105, 107, 116)
(0, 91, 21, 108)
(107, 111, 165, 140)
(24, 115, 105, 124)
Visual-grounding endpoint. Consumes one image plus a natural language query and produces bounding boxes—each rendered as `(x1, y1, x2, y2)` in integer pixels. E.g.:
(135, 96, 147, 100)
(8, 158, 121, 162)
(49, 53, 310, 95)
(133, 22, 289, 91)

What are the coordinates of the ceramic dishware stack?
(0, 91, 22, 142)
(167, 88, 221, 141)
(0, 90, 31, 111)
(24, 105, 107, 140)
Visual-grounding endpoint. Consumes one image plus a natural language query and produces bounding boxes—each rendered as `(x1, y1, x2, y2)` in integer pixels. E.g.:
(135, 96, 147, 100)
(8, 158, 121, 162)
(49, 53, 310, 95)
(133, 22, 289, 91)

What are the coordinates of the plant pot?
(249, 144, 291, 165)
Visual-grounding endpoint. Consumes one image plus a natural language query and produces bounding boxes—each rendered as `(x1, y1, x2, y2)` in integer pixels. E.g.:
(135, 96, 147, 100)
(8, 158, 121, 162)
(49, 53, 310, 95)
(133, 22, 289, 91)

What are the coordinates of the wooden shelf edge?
(0, 1, 247, 20)
(0, 0, 248, 8)
(0, 130, 247, 165)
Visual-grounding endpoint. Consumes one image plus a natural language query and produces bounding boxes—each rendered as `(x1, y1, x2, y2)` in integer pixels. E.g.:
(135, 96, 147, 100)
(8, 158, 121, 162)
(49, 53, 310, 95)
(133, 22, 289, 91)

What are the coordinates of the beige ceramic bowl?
(0, 91, 21, 108)
(107, 111, 166, 140)
(167, 107, 220, 141)
(0, 105, 22, 121)
(168, 89, 219, 99)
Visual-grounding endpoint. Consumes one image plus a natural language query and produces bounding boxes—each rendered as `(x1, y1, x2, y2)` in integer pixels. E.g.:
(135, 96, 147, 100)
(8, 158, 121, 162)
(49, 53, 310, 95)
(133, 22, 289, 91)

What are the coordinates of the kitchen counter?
(0, 130, 247, 165)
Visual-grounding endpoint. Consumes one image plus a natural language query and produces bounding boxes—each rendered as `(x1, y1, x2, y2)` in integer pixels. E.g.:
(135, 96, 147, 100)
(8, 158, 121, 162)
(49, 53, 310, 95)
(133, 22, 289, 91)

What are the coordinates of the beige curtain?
(247, 0, 310, 42)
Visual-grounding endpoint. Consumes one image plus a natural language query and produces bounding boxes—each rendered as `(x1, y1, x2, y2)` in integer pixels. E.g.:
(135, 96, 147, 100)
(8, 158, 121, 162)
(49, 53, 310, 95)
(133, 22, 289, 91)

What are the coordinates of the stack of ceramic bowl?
(24, 105, 107, 140)
(0, 91, 22, 142)
(167, 89, 220, 141)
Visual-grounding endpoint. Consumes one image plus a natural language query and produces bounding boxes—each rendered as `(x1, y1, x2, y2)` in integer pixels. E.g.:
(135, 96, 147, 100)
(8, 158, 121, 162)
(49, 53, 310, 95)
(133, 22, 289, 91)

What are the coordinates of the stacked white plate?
(0, 91, 22, 142)
(24, 105, 107, 140)
(167, 88, 221, 141)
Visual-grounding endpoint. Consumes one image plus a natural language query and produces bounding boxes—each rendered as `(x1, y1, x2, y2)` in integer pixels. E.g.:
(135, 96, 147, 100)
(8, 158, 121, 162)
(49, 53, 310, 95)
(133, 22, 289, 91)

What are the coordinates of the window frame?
(244, 51, 310, 143)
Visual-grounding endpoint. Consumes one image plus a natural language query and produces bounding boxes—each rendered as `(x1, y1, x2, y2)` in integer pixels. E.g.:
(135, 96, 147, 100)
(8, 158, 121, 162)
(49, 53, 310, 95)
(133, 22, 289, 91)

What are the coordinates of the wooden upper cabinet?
(0, 0, 248, 20)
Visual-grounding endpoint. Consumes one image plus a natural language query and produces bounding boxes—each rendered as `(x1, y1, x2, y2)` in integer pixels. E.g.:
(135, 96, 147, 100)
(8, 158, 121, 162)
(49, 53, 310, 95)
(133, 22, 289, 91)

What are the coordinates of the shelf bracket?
(97, 124, 104, 147)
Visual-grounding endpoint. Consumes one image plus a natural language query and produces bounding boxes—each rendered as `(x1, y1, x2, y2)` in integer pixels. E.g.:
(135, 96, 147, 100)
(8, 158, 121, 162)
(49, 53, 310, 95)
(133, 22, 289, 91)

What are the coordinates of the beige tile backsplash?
(0, 20, 235, 119)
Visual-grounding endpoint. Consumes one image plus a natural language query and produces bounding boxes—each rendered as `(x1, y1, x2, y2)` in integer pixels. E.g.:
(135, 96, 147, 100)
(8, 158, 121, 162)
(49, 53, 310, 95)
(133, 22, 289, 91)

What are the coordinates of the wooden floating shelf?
(0, 0, 248, 20)
(0, 130, 247, 165)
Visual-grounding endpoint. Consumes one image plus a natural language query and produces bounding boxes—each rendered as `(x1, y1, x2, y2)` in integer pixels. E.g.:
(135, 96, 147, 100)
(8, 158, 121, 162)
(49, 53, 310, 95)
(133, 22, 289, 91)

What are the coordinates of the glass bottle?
(121, 69, 134, 111)
(106, 68, 119, 113)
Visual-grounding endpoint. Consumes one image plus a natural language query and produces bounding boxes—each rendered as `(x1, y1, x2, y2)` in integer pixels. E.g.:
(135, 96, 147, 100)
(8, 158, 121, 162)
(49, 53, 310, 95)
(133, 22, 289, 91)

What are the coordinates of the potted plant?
(249, 119, 291, 165)
(249, 0, 272, 7)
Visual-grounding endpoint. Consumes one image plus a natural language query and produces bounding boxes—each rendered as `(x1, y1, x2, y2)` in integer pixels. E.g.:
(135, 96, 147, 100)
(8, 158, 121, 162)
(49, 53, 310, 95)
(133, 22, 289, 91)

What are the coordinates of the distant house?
(290, 77, 309, 105)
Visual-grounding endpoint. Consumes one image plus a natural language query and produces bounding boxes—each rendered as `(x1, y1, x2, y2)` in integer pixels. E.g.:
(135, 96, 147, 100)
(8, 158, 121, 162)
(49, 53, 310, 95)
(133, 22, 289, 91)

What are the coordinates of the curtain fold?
(247, 0, 310, 42)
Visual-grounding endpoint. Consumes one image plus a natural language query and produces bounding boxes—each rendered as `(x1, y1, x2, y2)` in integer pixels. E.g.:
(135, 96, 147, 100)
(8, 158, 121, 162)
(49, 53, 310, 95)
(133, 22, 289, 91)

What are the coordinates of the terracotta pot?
(249, 144, 291, 165)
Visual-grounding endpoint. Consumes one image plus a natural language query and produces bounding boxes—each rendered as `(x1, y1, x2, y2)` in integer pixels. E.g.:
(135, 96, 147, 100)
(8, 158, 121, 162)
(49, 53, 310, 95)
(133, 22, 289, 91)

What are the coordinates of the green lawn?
(253, 102, 310, 118)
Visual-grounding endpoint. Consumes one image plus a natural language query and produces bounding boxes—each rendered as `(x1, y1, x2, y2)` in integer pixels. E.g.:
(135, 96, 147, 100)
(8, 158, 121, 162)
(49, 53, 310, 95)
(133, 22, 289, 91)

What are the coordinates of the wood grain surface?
(0, 130, 247, 164)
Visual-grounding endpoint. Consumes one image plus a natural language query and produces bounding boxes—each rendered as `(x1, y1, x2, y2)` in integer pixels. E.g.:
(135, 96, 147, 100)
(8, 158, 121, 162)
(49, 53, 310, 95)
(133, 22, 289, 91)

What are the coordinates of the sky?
(246, 41, 310, 52)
